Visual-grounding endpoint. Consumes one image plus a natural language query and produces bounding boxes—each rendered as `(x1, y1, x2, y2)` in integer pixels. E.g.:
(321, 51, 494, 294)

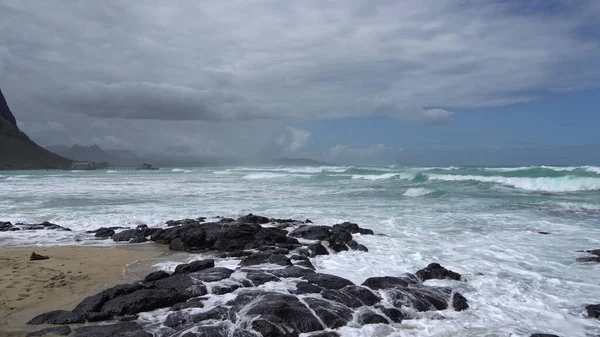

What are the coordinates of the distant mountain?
(272, 157, 335, 166)
(0, 89, 73, 170)
(47, 144, 145, 167)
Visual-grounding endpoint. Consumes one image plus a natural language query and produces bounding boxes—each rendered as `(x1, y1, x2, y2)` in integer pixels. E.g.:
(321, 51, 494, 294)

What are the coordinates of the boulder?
(229, 291, 323, 335)
(246, 270, 280, 286)
(361, 275, 419, 290)
(357, 310, 388, 325)
(26, 326, 71, 336)
(452, 292, 469, 311)
(304, 297, 353, 329)
(302, 273, 354, 290)
(143, 270, 171, 282)
(30, 252, 49, 261)
(332, 222, 373, 235)
(73, 283, 143, 316)
(586, 304, 600, 318)
(27, 310, 85, 325)
(93, 227, 116, 238)
(294, 282, 323, 294)
(72, 322, 150, 337)
(387, 286, 452, 312)
(171, 297, 205, 311)
(416, 263, 462, 281)
(289, 225, 332, 240)
(90, 289, 189, 319)
(189, 267, 234, 282)
(238, 213, 270, 224)
(308, 243, 329, 256)
(239, 253, 292, 267)
(270, 266, 316, 278)
(378, 306, 404, 323)
(174, 259, 215, 274)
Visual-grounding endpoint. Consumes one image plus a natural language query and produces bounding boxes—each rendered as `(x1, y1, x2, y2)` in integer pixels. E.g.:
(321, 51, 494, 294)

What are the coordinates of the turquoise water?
(1, 165, 600, 336)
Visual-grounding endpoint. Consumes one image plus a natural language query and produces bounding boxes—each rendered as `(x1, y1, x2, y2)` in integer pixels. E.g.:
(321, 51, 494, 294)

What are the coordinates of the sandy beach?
(0, 245, 168, 336)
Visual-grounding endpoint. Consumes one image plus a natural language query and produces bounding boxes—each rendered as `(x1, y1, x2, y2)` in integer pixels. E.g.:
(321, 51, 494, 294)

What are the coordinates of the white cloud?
(2, 0, 599, 126)
(277, 126, 312, 153)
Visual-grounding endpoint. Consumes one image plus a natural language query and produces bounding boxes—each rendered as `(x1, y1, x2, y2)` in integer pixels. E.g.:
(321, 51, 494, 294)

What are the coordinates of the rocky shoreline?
(2, 214, 597, 337)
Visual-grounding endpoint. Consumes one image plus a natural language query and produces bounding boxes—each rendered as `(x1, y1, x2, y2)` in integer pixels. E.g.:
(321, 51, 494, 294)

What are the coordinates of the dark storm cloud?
(0, 0, 599, 158)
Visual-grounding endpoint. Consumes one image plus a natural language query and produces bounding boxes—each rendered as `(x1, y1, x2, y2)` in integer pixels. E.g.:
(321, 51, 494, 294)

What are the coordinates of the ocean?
(1, 165, 600, 336)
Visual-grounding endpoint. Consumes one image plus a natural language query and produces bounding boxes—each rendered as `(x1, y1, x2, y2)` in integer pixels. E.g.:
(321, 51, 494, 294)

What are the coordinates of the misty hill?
(47, 144, 145, 167)
(0, 89, 73, 170)
(272, 157, 335, 166)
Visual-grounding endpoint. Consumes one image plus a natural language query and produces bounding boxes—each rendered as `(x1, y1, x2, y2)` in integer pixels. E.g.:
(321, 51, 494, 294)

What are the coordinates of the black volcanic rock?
(26, 326, 72, 336)
(27, 310, 85, 325)
(0, 88, 72, 170)
(586, 304, 600, 318)
(416, 263, 462, 281)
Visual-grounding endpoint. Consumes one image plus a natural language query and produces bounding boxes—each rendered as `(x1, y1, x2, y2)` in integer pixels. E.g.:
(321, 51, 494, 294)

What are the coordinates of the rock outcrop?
(27, 214, 471, 337)
(0, 88, 73, 170)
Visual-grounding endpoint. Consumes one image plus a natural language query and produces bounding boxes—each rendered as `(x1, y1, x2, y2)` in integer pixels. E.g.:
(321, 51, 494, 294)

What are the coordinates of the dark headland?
(0, 88, 73, 170)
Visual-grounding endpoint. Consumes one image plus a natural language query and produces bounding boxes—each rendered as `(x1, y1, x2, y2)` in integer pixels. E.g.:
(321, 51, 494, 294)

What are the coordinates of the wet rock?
(26, 326, 72, 336)
(30, 252, 49, 261)
(191, 306, 230, 323)
(18, 222, 72, 231)
(238, 213, 270, 224)
(239, 253, 292, 267)
(270, 266, 316, 278)
(358, 310, 388, 324)
(304, 297, 353, 329)
(347, 240, 368, 252)
(576, 256, 600, 263)
(171, 297, 205, 310)
(229, 291, 323, 335)
(294, 260, 316, 270)
(331, 230, 352, 244)
(289, 225, 332, 240)
(143, 270, 171, 282)
(537, 231, 551, 235)
(378, 306, 404, 323)
(0, 221, 18, 231)
(328, 242, 349, 253)
(332, 222, 373, 235)
(212, 283, 242, 295)
(72, 321, 150, 337)
(320, 285, 380, 309)
(165, 312, 190, 328)
(189, 267, 234, 282)
(586, 304, 600, 318)
(181, 324, 230, 337)
(309, 332, 340, 337)
(174, 259, 215, 274)
(585, 249, 600, 256)
(294, 282, 323, 294)
(387, 286, 451, 312)
(112, 229, 145, 242)
(308, 243, 329, 256)
(452, 292, 469, 311)
(73, 283, 143, 316)
(361, 274, 419, 290)
(303, 273, 354, 290)
(27, 310, 85, 325)
(246, 270, 280, 286)
(92, 289, 190, 318)
(93, 227, 116, 238)
(416, 263, 462, 282)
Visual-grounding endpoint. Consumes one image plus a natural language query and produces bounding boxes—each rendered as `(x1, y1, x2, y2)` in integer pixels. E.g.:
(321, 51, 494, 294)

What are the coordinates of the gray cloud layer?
(1, 0, 599, 159)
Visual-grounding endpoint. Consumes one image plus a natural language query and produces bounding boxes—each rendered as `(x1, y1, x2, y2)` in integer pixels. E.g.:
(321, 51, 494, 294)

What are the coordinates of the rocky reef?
(22, 214, 474, 337)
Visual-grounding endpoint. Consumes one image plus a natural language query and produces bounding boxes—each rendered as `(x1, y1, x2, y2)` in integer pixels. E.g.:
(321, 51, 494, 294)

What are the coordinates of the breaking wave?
(403, 188, 434, 197)
(427, 174, 600, 192)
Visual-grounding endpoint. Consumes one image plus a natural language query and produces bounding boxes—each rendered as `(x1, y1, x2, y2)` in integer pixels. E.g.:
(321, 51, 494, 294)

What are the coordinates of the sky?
(1, 0, 599, 165)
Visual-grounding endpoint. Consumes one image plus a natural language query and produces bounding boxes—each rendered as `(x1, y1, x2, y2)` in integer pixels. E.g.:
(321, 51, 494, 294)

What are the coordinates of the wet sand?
(0, 245, 170, 336)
